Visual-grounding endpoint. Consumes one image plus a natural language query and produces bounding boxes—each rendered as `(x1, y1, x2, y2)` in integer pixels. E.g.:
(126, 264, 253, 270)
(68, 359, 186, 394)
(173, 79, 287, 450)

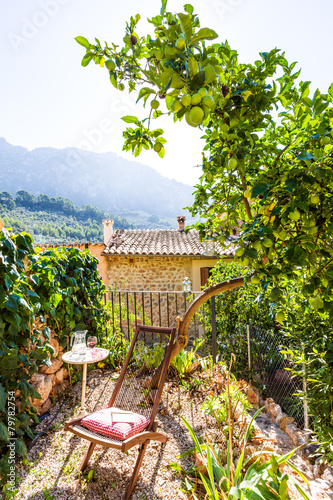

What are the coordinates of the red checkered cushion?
(81, 407, 150, 440)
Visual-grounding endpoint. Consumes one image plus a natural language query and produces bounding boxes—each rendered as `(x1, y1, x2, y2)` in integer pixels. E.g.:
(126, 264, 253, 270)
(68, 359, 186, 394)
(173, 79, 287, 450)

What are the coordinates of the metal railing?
(104, 290, 208, 348)
(104, 290, 307, 428)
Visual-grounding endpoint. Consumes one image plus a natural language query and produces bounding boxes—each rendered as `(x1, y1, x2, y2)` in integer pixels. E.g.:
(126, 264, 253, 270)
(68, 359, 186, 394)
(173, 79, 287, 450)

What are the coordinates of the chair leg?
(79, 441, 96, 472)
(124, 442, 149, 500)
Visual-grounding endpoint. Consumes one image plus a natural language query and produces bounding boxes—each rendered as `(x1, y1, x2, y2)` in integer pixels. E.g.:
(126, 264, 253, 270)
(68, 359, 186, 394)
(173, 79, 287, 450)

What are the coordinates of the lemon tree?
(75, 1, 333, 315)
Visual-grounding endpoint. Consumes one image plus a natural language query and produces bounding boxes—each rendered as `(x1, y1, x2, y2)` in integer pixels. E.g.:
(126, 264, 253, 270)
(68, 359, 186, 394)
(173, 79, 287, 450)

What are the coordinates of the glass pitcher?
(70, 330, 88, 356)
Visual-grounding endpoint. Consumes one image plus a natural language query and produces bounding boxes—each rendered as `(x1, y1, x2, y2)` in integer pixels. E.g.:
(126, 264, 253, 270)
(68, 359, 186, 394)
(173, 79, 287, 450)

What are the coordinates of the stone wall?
(29, 324, 70, 416)
(106, 255, 193, 291)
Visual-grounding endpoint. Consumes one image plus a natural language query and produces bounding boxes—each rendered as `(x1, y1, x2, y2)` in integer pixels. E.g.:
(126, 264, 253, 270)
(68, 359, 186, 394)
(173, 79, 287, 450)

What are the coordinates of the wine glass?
(87, 336, 97, 349)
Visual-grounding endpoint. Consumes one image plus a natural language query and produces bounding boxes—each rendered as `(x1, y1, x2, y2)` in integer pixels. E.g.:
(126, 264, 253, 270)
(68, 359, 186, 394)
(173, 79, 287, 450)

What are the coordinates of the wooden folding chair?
(65, 324, 176, 499)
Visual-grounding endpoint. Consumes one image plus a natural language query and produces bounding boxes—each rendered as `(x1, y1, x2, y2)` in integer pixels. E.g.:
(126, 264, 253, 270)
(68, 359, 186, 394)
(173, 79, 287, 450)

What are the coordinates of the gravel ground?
(15, 368, 333, 499)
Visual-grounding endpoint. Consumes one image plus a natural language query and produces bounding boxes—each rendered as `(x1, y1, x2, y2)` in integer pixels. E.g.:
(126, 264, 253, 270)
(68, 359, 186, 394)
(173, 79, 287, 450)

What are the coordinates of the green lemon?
(253, 240, 262, 251)
(251, 276, 260, 284)
(181, 94, 192, 107)
(175, 38, 186, 50)
(154, 142, 162, 152)
(244, 188, 252, 199)
(310, 194, 320, 204)
(262, 237, 273, 248)
(202, 96, 215, 109)
(322, 136, 330, 145)
(235, 248, 244, 257)
(227, 157, 238, 169)
(242, 257, 250, 266)
(189, 106, 204, 125)
(118, 83, 125, 91)
(105, 59, 116, 71)
(171, 100, 182, 112)
(151, 99, 160, 109)
(289, 210, 301, 221)
(185, 111, 199, 127)
(275, 311, 285, 323)
(198, 87, 208, 98)
(191, 93, 202, 105)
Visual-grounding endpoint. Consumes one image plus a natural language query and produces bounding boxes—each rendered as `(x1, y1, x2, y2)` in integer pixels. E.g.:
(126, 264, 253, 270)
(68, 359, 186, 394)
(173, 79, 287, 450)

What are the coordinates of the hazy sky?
(1, 0, 332, 186)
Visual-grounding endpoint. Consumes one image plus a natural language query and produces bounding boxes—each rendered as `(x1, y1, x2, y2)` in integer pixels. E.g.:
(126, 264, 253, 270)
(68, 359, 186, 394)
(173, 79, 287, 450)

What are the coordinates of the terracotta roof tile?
(103, 229, 235, 257)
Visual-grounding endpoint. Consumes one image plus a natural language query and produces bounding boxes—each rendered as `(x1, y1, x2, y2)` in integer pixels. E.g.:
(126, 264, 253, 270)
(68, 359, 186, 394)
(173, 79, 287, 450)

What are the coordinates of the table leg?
(78, 363, 88, 417)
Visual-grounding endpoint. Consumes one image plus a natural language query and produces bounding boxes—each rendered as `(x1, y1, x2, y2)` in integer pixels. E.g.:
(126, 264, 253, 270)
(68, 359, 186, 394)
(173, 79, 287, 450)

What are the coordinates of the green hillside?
(0, 190, 134, 244)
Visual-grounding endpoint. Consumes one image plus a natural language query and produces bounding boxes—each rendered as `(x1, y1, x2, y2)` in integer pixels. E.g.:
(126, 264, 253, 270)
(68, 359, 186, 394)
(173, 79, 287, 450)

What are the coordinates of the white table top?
(62, 347, 109, 365)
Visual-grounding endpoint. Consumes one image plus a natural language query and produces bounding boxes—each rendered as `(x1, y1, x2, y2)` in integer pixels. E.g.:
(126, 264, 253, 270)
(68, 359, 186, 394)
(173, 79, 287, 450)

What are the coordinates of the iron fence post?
(211, 296, 217, 365)
(247, 324, 251, 372)
(302, 345, 309, 442)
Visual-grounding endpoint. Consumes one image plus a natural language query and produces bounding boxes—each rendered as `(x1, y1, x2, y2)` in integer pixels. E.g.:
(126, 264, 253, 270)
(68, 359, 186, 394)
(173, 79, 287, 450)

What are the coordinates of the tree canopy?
(75, 1, 333, 316)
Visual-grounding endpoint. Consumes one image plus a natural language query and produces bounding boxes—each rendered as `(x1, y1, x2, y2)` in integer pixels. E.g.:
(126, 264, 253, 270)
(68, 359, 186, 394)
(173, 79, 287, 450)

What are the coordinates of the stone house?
(100, 216, 235, 292)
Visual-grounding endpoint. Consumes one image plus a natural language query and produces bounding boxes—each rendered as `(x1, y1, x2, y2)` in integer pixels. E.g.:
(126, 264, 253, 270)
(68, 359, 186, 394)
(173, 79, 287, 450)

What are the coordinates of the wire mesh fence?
(104, 291, 307, 428)
(247, 326, 305, 427)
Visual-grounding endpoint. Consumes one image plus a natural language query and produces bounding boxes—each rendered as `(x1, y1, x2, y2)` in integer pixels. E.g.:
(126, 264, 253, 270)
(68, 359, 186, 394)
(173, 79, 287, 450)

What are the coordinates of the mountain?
(0, 138, 195, 221)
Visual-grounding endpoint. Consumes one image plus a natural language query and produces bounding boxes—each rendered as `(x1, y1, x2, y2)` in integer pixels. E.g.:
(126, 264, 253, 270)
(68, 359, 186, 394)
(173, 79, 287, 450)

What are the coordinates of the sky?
(1, 0, 333, 187)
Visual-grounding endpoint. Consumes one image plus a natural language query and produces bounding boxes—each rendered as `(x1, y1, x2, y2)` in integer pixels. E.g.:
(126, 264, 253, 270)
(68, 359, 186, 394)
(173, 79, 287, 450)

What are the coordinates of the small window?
(200, 267, 214, 288)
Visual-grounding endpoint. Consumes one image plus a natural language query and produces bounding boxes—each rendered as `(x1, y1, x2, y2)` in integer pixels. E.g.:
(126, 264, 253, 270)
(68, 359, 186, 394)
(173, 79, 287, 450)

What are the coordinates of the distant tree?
(16, 190, 35, 207)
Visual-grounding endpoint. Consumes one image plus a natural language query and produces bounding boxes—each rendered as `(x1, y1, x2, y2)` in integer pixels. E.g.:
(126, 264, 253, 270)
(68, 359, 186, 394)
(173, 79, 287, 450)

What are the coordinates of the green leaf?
(328, 83, 333, 98)
(0, 421, 9, 442)
(177, 13, 193, 44)
(184, 4, 194, 14)
(15, 438, 27, 458)
(159, 68, 184, 89)
(190, 28, 218, 45)
(297, 151, 315, 161)
(188, 56, 199, 77)
(121, 116, 139, 124)
(0, 383, 7, 412)
(81, 53, 93, 67)
(136, 87, 156, 104)
(160, 0, 168, 15)
(252, 183, 269, 198)
(75, 36, 90, 49)
(204, 64, 217, 84)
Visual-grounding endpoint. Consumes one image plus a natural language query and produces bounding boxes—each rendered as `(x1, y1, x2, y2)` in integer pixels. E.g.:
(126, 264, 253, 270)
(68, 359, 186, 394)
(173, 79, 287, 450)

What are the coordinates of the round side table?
(62, 348, 109, 417)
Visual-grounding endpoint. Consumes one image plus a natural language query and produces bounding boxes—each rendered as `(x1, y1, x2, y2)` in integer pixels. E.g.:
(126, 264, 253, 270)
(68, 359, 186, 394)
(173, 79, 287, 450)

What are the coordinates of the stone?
(30, 373, 52, 406)
(296, 434, 307, 446)
(313, 458, 326, 478)
(247, 387, 259, 406)
(278, 414, 294, 431)
(258, 397, 266, 408)
(50, 333, 60, 357)
(38, 398, 51, 416)
(265, 399, 281, 419)
(322, 467, 333, 487)
(50, 386, 60, 397)
(285, 424, 299, 446)
(54, 368, 64, 385)
(301, 444, 318, 462)
(39, 357, 63, 375)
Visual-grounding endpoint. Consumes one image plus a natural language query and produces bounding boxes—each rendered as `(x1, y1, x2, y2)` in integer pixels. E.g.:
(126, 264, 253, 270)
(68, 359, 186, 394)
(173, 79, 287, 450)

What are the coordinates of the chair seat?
(70, 424, 124, 449)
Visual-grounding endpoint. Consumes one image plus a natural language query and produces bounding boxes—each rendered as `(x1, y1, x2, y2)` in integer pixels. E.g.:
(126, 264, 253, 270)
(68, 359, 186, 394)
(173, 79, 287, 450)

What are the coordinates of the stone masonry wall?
(106, 255, 193, 291)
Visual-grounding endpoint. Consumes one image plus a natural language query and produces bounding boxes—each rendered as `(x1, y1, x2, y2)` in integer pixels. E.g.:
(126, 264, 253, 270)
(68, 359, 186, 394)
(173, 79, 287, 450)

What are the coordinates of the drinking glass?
(87, 336, 97, 349)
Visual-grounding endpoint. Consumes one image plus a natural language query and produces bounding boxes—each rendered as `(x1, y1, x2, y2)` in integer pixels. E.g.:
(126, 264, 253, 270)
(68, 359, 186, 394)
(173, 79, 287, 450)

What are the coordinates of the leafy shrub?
(0, 229, 108, 479)
(171, 338, 204, 377)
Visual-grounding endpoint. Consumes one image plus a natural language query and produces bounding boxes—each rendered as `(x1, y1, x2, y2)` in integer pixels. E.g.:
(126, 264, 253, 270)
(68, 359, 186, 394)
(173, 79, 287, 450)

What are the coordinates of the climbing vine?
(0, 229, 108, 479)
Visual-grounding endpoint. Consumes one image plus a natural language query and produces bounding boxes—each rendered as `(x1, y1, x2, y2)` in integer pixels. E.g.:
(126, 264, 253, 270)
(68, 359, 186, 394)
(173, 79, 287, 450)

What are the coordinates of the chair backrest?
(107, 325, 176, 431)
